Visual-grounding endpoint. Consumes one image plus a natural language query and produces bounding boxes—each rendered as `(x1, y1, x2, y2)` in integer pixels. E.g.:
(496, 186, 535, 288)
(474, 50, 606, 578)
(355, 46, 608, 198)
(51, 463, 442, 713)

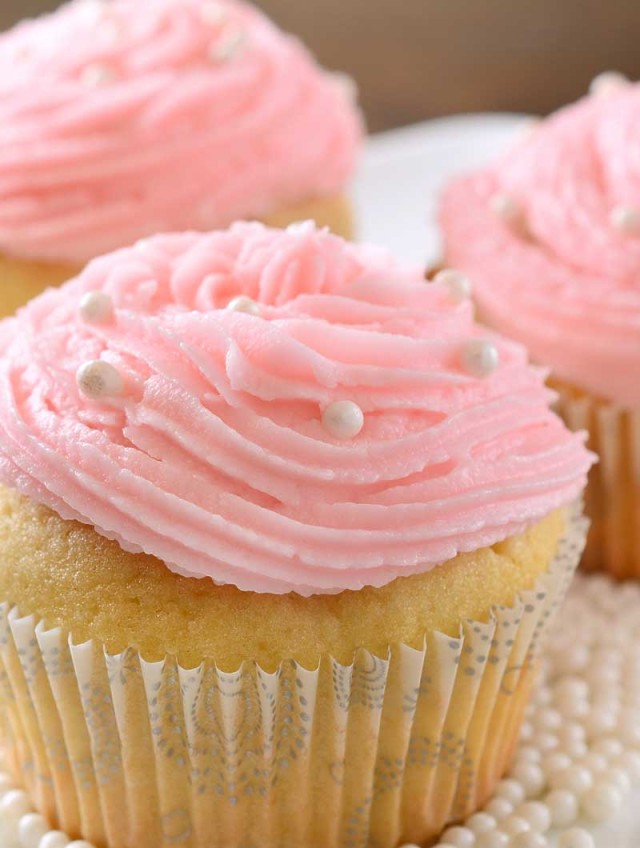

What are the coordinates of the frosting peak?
(0, 223, 592, 594)
(0, 0, 361, 264)
(441, 80, 640, 406)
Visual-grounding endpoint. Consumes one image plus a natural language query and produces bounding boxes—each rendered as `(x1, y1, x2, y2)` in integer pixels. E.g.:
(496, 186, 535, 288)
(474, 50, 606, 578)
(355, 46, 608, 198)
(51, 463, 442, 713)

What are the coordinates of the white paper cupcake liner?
(0, 508, 587, 848)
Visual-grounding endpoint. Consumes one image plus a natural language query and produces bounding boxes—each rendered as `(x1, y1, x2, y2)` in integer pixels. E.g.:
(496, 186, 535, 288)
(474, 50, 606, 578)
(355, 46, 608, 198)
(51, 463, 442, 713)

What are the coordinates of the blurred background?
(3, 0, 640, 132)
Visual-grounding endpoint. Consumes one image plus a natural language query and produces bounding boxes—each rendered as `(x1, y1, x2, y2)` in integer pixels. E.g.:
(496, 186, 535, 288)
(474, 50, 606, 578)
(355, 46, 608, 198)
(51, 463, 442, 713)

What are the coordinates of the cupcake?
(440, 73, 640, 579)
(0, 0, 361, 317)
(0, 223, 591, 847)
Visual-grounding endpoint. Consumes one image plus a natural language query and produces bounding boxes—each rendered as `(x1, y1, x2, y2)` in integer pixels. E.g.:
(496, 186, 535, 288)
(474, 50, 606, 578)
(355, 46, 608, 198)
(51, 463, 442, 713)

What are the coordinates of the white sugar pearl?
(79, 291, 113, 324)
(578, 753, 607, 774)
(604, 766, 631, 793)
(76, 360, 124, 400)
(499, 815, 530, 837)
(461, 339, 499, 378)
(610, 204, 640, 234)
(38, 834, 71, 848)
(554, 678, 589, 702)
(589, 70, 629, 97)
(81, 62, 116, 86)
(210, 30, 246, 63)
(617, 709, 640, 747)
(483, 797, 514, 820)
(516, 801, 551, 832)
(557, 827, 595, 848)
(433, 269, 472, 303)
(321, 400, 364, 441)
(519, 722, 535, 742)
(616, 750, 640, 780)
(476, 832, 508, 848)
(0, 790, 32, 826)
(440, 827, 474, 847)
(531, 731, 558, 753)
(542, 752, 571, 774)
(533, 708, 562, 732)
(545, 789, 578, 827)
(201, 1, 228, 24)
(515, 746, 542, 765)
(489, 192, 521, 222)
(580, 782, 623, 823)
(226, 295, 261, 316)
(18, 813, 49, 848)
(511, 833, 548, 848)
(509, 762, 545, 798)
(466, 812, 496, 834)
(494, 779, 526, 805)
(549, 765, 593, 796)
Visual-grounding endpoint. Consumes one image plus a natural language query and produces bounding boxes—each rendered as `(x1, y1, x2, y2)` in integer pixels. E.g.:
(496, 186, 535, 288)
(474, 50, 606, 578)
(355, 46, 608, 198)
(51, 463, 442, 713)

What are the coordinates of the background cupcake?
(0, 0, 362, 316)
(0, 223, 591, 847)
(441, 74, 640, 579)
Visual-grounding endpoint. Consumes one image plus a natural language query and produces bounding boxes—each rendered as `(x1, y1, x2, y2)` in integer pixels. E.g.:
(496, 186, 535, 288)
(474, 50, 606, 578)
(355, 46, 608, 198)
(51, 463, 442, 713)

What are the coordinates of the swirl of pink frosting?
(441, 82, 640, 407)
(0, 0, 361, 265)
(0, 223, 592, 595)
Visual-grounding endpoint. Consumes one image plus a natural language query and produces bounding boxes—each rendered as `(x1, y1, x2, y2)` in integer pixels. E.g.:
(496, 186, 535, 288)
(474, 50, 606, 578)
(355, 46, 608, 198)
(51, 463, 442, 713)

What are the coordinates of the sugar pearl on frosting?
(201, 1, 228, 24)
(76, 360, 124, 400)
(610, 204, 640, 234)
(589, 70, 629, 98)
(490, 192, 521, 222)
(81, 62, 117, 86)
(227, 296, 261, 316)
(433, 269, 472, 303)
(322, 400, 364, 441)
(461, 339, 500, 378)
(210, 30, 246, 63)
(79, 291, 113, 324)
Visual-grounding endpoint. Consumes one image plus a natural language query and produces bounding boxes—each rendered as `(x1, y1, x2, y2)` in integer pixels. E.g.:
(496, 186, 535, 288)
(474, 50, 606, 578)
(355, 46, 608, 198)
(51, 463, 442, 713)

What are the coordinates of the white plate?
(354, 113, 640, 848)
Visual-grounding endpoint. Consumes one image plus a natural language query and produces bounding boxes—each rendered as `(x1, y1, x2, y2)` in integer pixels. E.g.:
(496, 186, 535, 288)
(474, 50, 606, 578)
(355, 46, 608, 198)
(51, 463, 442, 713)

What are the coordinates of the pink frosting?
(0, 0, 361, 265)
(0, 223, 592, 595)
(441, 84, 640, 407)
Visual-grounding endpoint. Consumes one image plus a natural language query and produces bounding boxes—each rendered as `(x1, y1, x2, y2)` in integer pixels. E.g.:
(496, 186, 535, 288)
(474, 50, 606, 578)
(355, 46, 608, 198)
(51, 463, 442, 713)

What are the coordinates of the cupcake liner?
(0, 508, 587, 848)
(555, 386, 640, 579)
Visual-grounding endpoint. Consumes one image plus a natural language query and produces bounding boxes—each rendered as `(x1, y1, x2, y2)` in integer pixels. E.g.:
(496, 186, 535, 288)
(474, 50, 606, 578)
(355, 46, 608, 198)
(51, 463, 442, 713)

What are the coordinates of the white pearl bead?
(615, 750, 640, 780)
(76, 360, 124, 400)
(440, 827, 474, 847)
(226, 295, 261, 316)
(509, 762, 545, 798)
(81, 63, 117, 86)
(515, 801, 551, 832)
(542, 752, 571, 774)
(0, 790, 32, 826)
(610, 205, 640, 234)
(511, 833, 548, 848)
(604, 766, 631, 794)
(79, 291, 113, 324)
(466, 812, 496, 834)
(515, 746, 542, 765)
(545, 789, 578, 827)
(578, 752, 607, 774)
(483, 797, 513, 821)
(489, 192, 521, 222)
(499, 815, 530, 837)
(38, 834, 71, 848)
(533, 708, 562, 732)
(433, 269, 472, 303)
(494, 779, 526, 805)
(554, 678, 589, 702)
(580, 781, 623, 823)
(476, 832, 508, 848)
(589, 70, 629, 97)
(19, 814, 49, 848)
(210, 30, 246, 63)
(556, 827, 595, 848)
(461, 339, 499, 378)
(321, 400, 364, 441)
(201, 1, 228, 24)
(549, 765, 593, 796)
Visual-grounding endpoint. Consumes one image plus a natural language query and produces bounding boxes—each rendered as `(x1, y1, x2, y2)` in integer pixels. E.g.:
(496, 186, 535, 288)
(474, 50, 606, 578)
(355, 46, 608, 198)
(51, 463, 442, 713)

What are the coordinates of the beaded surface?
(1, 572, 640, 847)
